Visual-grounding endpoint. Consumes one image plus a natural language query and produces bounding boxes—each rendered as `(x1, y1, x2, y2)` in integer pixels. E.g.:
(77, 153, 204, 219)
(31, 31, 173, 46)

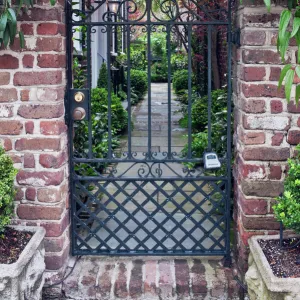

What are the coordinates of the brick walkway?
(61, 257, 240, 299)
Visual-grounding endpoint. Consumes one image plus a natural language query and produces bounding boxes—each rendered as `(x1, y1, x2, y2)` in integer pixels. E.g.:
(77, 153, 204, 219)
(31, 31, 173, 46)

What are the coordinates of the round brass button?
(74, 92, 85, 103)
(73, 107, 86, 120)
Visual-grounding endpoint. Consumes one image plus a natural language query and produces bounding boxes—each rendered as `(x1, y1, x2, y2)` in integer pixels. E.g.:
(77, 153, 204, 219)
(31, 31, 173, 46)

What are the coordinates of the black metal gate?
(66, 0, 233, 262)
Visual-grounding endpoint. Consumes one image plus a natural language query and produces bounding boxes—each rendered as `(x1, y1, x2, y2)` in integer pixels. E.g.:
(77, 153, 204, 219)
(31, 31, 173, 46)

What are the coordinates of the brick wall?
(234, 4, 300, 272)
(0, 0, 69, 283)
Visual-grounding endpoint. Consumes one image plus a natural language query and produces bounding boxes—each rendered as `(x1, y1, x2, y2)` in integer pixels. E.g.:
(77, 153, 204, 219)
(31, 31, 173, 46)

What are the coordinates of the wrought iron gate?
(66, 0, 233, 262)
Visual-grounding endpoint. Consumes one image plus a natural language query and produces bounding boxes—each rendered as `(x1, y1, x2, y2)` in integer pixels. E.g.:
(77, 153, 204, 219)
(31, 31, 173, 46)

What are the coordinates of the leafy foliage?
(0, 146, 17, 233)
(273, 145, 300, 233)
(97, 63, 108, 89)
(171, 53, 188, 71)
(0, 0, 55, 48)
(129, 69, 148, 99)
(172, 69, 189, 94)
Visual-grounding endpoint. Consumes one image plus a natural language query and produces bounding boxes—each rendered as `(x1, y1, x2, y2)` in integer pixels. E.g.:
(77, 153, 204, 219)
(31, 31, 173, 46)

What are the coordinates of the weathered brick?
(241, 180, 283, 197)
(36, 37, 63, 52)
(39, 152, 67, 168)
(19, 8, 62, 22)
(37, 188, 61, 203)
(243, 49, 282, 64)
(242, 83, 285, 98)
(270, 100, 283, 114)
(242, 67, 266, 81)
(0, 105, 13, 118)
(0, 54, 19, 69)
(10, 154, 22, 163)
(243, 115, 290, 130)
(240, 163, 266, 180)
(144, 260, 157, 294)
(242, 99, 266, 113)
(14, 71, 62, 86)
(24, 153, 35, 168)
(241, 214, 280, 230)
(175, 260, 189, 296)
(0, 120, 23, 135)
(37, 23, 65, 35)
(15, 188, 25, 201)
(287, 129, 300, 145)
(25, 187, 36, 201)
(40, 120, 66, 135)
(97, 264, 114, 298)
(242, 30, 266, 46)
(17, 204, 63, 220)
(37, 87, 65, 102)
(240, 196, 268, 215)
(114, 263, 128, 298)
(269, 67, 281, 81)
(159, 261, 174, 299)
(269, 165, 282, 180)
(3, 138, 12, 151)
(45, 245, 70, 271)
(243, 147, 290, 161)
(37, 54, 66, 68)
(129, 260, 143, 298)
(21, 90, 30, 101)
(20, 23, 34, 35)
(18, 104, 64, 119)
(15, 138, 60, 151)
(22, 54, 34, 68)
(191, 260, 207, 295)
(287, 102, 300, 113)
(242, 13, 280, 28)
(41, 213, 69, 237)
(271, 132, 284, 146)
(17, 170, 64, 186)
(25, 121, 34, 134)
(243, 131, 265, 145)
(0, 88, 18, 102)
(298, 117, 300, 127)
(44, 235, 65, 252)
(0, 72, 10, 85)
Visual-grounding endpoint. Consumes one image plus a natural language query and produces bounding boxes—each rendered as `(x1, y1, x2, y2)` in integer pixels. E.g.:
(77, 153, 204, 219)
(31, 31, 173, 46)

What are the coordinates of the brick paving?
(62, 257, 240, 300)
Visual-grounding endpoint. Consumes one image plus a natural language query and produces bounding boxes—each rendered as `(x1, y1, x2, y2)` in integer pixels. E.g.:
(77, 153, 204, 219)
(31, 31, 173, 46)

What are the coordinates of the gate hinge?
(231, 28, 241, 47)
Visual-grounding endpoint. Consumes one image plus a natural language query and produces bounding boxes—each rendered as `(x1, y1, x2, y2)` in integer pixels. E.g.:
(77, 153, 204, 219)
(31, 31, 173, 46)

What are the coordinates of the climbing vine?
(0, 0, 55, 48)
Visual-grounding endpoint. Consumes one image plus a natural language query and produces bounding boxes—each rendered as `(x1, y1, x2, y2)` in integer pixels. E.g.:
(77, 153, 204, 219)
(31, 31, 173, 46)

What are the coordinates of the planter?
(0, 226, 46, 300)
(245, 234, 300, 300)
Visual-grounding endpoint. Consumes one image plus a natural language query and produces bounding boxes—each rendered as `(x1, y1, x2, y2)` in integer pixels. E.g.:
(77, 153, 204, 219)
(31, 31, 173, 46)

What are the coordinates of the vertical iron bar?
(167, 24, 171, 159)
(147, 24, 152, 159)
(225, 0, 233, 264)
(87, 24, 92, 158)
(66, 0, 76, 255)
(207, 25, 212, 152)
(107, 25, 112, 159)
(127, 25, 132, 158)
(187, 24, 192, 159)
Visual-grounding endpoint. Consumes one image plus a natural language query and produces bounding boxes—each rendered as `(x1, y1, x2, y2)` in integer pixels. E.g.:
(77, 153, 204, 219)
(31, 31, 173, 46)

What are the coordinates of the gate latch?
(203, 152, 221, 170)
(69, 89, 90, 121)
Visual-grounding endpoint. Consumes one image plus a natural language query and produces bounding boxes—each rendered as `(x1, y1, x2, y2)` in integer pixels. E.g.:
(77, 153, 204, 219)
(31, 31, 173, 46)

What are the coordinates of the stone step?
(61, 258, 240, 300)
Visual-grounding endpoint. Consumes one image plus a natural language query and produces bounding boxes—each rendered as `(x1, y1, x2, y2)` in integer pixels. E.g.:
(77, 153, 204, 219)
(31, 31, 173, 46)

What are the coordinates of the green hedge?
(0, 146, 17, 232)
(172, 69, 189, 94)
(130, 69, 148, 99)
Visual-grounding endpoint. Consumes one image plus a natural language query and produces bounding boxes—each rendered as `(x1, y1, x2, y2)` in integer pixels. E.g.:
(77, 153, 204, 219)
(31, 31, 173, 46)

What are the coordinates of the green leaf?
(19, 31, 25, 48)
(278, 10, 292, 44)
(7, 8, 17, 44)
(50, 0, 56, 5)
(295, 66, 300, 79)
(296, 30, 300, 63)
(278, 64, 292, 89)
(295, 85, 300, 107)
(0, 13, 8, 33)
(291, 18, 300, 37)
(288, 0, 293, 10)
(285, 69, 295, 102)
(278, 31, 291, 61)
(3, 27, 10, 47)
(264, 0, 271, 12)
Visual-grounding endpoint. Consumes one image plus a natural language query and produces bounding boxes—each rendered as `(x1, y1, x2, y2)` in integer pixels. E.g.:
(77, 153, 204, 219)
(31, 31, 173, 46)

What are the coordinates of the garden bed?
(0, 227, 33, 264)
(258, 237, 300, 278)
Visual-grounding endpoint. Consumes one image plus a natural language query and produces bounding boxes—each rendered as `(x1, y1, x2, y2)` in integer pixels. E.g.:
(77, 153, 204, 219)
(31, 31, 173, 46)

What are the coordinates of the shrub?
(273, 144, 300, 233)
(0, 146, 17, 232)
(171, 53, 188, 71)
(97, 63, 108, 89)
(130, 69, 148, 99)
(131, 50, 146, 71)
(151, 59, 168, 83)
(173, 70, 189, 94)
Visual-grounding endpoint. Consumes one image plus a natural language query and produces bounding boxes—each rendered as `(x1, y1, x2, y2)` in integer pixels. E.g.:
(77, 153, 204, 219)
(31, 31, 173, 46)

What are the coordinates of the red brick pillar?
(234, 3, 300, 272)
(0, 0, 69, 284)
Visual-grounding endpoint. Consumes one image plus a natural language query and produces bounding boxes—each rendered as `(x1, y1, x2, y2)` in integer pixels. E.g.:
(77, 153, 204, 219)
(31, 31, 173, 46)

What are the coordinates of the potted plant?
(245, 144, 300, 300)
(0, 146, 46, 300)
